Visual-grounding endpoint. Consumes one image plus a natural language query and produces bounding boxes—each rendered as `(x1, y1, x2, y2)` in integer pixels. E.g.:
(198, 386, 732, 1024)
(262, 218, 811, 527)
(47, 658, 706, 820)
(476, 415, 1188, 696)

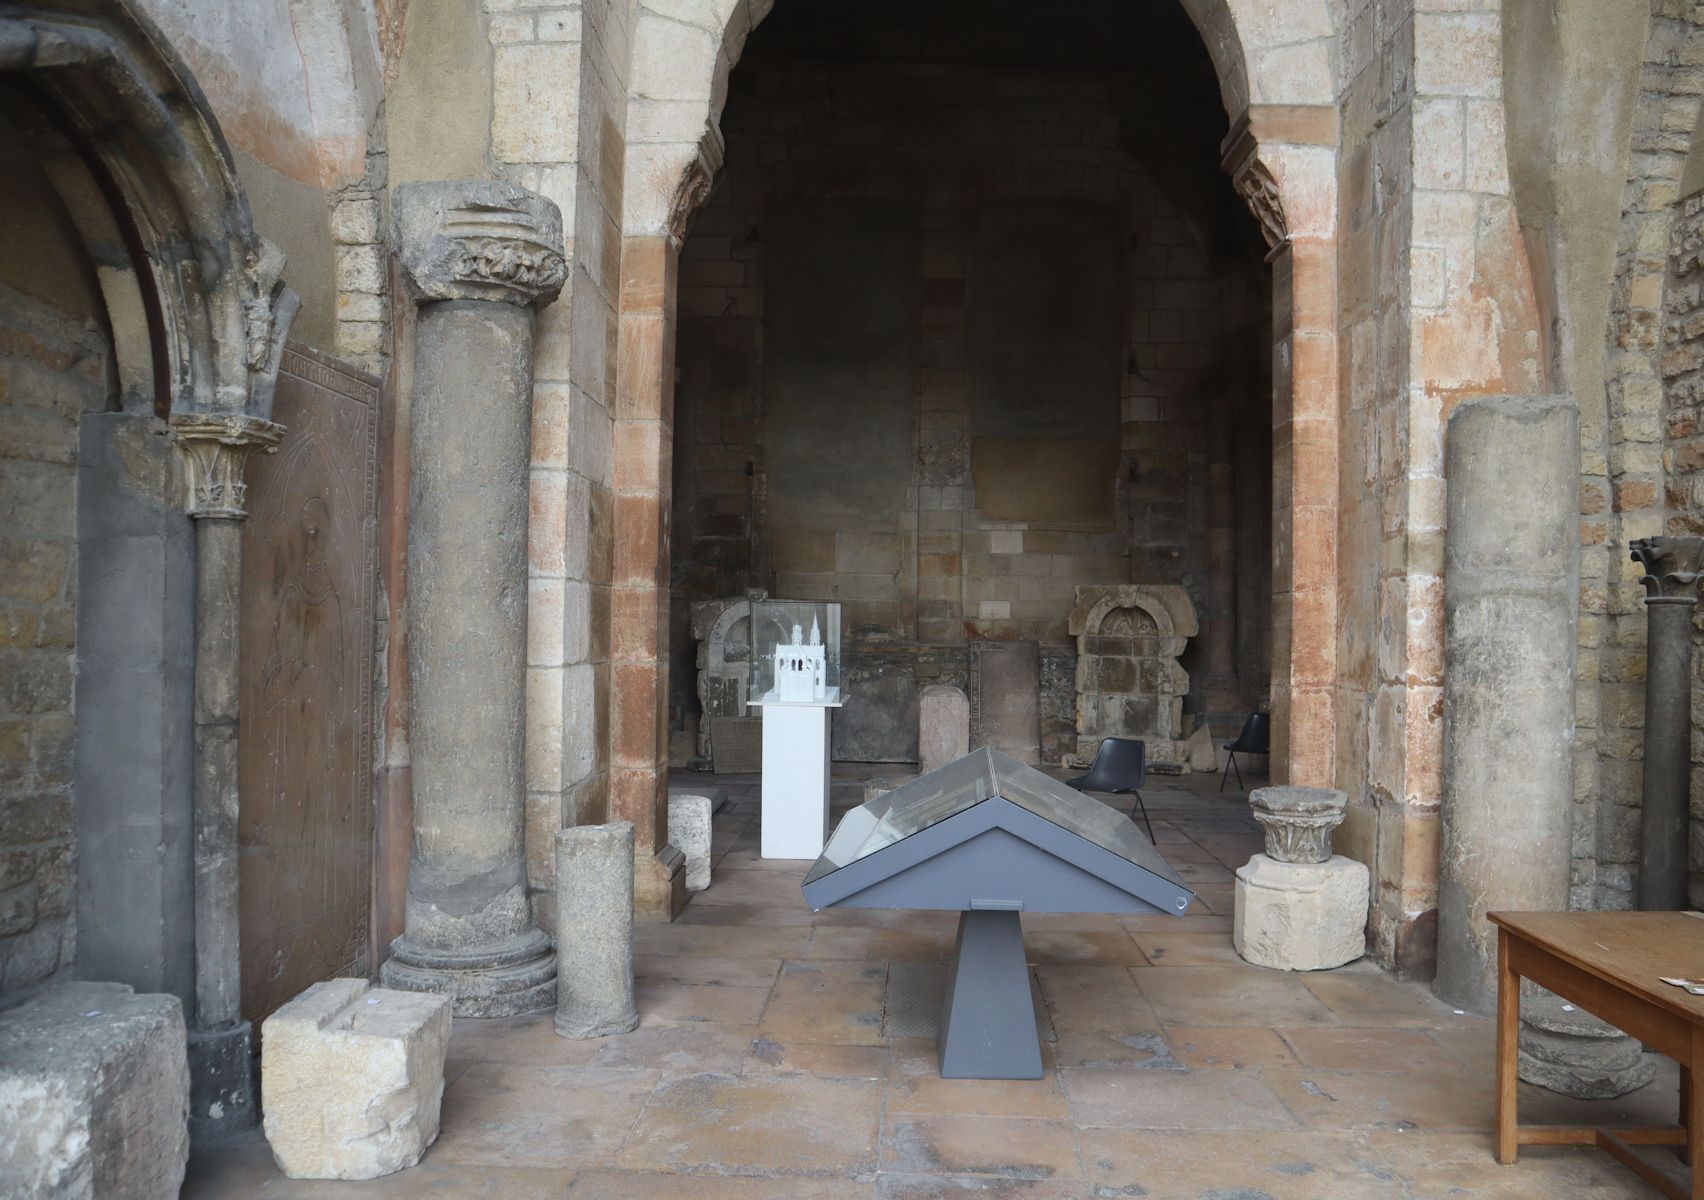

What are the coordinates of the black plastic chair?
(1067, 737, 1154, 843)
(1219, 712, 1270, 792)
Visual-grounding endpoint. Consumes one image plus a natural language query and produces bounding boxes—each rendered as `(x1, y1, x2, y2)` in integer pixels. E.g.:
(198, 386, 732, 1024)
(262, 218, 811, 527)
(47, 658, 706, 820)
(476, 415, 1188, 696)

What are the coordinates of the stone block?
(1517, 991, 1657, 1100)
(1233, 854, 1368, 971)
(0, 981, 189, 1198)
(918, 684, 970, 774)
(669, 793, 713, 892)
(260, 978, 450, 1180)
(555, 822, 639, 1039)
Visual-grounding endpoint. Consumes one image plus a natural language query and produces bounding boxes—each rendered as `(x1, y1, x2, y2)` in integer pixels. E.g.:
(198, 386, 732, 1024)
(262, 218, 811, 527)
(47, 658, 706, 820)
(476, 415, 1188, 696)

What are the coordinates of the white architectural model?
(770, 618, 830, 702)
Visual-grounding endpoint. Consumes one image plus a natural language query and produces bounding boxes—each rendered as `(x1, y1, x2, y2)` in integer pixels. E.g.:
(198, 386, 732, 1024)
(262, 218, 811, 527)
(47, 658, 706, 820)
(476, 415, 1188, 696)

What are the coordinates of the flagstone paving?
(186, 767, 1684, 1198)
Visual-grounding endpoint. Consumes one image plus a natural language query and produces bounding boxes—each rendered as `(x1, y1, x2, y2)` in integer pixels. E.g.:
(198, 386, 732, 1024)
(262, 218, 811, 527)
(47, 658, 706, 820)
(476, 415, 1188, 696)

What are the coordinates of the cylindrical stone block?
(554, 822, 639, 1039)
(1436, 395, 1579, 1014)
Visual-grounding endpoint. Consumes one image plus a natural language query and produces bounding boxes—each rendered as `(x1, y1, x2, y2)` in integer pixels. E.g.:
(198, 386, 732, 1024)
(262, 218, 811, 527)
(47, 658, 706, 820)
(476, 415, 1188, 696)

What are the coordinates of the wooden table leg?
(1688, 1033, 1701, 1194)
(1682, 1058, 1692, 1167)
(1496, 928, 1519, 1165)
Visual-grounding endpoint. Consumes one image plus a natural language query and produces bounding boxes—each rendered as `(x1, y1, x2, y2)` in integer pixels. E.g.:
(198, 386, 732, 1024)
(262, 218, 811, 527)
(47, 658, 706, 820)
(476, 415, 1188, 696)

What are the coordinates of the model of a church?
(771, 618, 829, 702)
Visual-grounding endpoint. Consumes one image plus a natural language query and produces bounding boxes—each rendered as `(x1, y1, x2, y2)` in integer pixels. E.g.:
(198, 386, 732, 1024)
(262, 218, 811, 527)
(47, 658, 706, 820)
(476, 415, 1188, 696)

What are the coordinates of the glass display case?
(747, 600, 842, 705)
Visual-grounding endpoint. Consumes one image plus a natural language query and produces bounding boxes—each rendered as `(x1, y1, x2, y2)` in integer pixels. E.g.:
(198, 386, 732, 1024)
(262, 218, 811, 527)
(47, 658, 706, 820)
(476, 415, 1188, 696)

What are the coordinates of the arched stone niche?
(689, 593, 791, 764)
(1067, 584, 1199, 768)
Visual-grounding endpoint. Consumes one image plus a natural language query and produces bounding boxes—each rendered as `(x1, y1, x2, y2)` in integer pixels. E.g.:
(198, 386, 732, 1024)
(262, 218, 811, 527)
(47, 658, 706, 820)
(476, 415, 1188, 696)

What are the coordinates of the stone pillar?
(380, 181, 566, 1016)
(554, 823, 639, 1039)
(1435, 395, 1578, 1014)
(1629, 537, 1704, 911)
(1201, 410, 1240, 715)
(171, 411, 283, 1139)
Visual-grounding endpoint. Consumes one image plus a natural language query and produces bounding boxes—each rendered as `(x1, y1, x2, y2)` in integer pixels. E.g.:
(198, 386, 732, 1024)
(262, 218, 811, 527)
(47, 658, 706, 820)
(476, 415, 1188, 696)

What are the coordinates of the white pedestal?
(753, 692, 842, 859)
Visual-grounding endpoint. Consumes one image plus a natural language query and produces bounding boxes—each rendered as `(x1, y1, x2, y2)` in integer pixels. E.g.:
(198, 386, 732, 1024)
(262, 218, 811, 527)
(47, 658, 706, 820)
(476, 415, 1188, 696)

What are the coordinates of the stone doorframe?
(608, 0, 1344, 915)
(2, 1, 297, 1138)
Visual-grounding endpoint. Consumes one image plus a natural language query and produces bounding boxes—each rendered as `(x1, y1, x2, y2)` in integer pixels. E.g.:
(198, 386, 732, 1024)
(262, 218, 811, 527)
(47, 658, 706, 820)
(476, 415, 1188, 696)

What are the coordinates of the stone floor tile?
(1051, 1029, 1179, 1070)
(633, 952, 783, 988)
(634, 981, 772, 1026)
(1127, 930, 1243, 966)
(584, 1023, 754, 1073)
(429, 1063, 656, 1168)
(873, 1177, 1097, 1200)
(185, 1131, 576, 1198)
(617, 1072, 883, 1174)
(888, 1038, 1069, 1118)
(1034, 965, 1161, 1034)
(804, 926, 877, 959)
(1022, 929, 1149, 966)
(673, 901, 818, 927)
(1132, 964, 1341, 1027)
(1262, 1065, 1491, 1131)
(693, 865, 816, 907)
(444, 1011, 601, 1072)
(1016, 913, 1128, 934)
(1299, 961, 1466, 1028)
(880, 1114, 1082, 1180)
(1063, 1064, 1296, 1130)
(1421, 1015, 1497, 1069)
(1279, 1026, 1461, 1072)
(1116, 912, 1233, 935)
(1079, 1129, 1410, 1200)
(758, 959, 888, 1045)
(1358, 1130, 1659, 1197)
(1165, 1025, 1296, 1069)
(634, 922, 811, 958)
(568, 1170, 873, 1198)
(866, 927, 956, 962)
(744, 1035, 888, 1079)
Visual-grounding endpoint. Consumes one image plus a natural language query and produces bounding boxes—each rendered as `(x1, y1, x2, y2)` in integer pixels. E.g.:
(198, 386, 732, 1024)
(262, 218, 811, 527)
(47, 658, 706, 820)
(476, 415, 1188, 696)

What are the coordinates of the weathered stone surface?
(969, 640, 1041, 765)
(555, 822, 639, 1039)
(0, 981, 189, 1198)
(669, 794, 714, 892)
(1185, 724, 1217, 771)
(1233, 854, 1368, 971)
(862, 774, 917, 805)
(918, 684, 970, 774)
(1516, 991, 1657, 1100)
(1067, 585, 1196, 768)
(1248, 785, 1348, 864)
(260, 978, 450, 1180)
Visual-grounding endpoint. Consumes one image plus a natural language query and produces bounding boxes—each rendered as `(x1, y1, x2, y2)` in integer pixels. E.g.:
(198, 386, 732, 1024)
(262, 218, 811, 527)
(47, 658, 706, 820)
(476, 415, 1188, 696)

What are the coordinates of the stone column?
(171, 410, 283, 1138)
(1629, 536, 1704, 911)
(380, 181, 565, 1016)
(1435, 396, 1578, 1014)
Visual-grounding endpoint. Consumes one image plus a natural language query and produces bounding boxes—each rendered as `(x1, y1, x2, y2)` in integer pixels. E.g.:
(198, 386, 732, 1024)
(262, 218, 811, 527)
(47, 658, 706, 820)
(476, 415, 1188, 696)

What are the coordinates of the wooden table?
(1491, 911, 1704, 1198)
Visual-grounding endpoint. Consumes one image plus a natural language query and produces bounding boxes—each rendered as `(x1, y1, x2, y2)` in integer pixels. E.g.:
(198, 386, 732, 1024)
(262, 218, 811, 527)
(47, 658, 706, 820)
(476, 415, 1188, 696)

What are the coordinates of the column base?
(634, 844, 686, 922)
(188, 1021, 257, 1145)
(381, 927, 557, 1017)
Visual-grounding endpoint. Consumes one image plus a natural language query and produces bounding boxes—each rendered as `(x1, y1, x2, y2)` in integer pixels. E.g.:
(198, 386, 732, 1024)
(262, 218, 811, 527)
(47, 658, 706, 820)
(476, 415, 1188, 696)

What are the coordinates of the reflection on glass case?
(747, 600, 841, 705)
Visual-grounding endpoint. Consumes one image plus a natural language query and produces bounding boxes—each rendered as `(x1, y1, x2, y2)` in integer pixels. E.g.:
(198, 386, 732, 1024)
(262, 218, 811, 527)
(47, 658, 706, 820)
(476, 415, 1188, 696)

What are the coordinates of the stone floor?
(187, 766, 1688, 1198)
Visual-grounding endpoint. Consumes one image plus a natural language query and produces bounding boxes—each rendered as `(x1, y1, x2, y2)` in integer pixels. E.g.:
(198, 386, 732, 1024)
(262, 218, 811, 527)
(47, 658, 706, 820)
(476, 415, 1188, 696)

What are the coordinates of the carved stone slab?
(968, 641, 1041, 766)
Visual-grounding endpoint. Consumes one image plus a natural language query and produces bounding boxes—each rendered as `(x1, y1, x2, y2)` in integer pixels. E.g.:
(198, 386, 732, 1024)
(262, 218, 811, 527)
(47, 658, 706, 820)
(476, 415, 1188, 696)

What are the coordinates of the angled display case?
(803, 747, 1194, 1078)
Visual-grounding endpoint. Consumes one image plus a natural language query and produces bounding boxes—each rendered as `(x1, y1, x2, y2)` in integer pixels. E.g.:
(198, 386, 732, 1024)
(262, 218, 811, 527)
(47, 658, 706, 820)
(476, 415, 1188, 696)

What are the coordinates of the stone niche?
(689, 594, 789, 770)
(1066, 584, 1198, 768)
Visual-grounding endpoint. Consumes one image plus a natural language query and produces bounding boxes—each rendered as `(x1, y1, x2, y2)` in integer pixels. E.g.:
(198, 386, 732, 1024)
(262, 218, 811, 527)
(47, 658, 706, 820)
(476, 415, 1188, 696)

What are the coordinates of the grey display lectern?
(801, 747, 1195, 1079)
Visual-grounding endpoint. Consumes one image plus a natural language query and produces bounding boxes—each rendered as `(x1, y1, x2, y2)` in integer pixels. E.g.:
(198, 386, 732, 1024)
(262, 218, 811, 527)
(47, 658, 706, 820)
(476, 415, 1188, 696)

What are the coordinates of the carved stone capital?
(1630, 536, 1704, 604)
(1220, 117, 1289, 256)
(171, 413, 284, 519)
(1248, 786, 1348, 865)
(395, 181, 566, 307)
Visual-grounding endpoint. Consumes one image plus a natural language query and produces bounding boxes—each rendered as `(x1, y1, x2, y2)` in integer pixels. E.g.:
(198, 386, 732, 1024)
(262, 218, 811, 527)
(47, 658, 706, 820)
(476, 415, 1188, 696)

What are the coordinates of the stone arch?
(611, 0, 1343, 888)
(1068, 584, 1200, 767)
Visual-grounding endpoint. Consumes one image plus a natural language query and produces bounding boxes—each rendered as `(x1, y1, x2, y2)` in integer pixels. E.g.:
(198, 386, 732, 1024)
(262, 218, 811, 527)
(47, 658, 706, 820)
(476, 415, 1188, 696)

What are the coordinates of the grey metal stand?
(938, 909, 1042, 1079)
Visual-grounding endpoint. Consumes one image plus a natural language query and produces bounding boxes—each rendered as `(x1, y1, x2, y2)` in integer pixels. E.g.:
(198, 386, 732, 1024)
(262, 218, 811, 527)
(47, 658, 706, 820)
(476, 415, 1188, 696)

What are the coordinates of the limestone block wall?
(0, 285, 110, 996)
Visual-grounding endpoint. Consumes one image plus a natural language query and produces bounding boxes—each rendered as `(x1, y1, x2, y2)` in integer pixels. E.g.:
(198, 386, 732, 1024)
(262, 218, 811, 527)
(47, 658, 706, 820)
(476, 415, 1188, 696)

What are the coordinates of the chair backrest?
(1083, 737, 1145, 791)
(1231, 712, 1270, 753)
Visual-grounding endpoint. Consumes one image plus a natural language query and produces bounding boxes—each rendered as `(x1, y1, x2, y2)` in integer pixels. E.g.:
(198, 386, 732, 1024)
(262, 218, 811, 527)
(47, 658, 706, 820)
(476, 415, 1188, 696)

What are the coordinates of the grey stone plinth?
(1517, 992, 1656, 1099)
(1248, 785, 1348, 864)
(554, 822, 639, 1039)
(1233, 854, 1368, 971)
(918, 685, 970, 775)
(669, 794, 714, 893)
(261, 979, 451, 1180)
(1437, 395, 1578, 1014)
(0, 982, 189, 1199)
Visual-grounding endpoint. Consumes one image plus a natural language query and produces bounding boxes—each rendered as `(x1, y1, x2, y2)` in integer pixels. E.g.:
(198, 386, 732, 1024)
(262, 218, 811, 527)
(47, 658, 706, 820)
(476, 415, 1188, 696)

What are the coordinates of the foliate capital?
(395, 181, 566, 308)
(1630, 536, 1704, 604)
(170, 413, 284, 519)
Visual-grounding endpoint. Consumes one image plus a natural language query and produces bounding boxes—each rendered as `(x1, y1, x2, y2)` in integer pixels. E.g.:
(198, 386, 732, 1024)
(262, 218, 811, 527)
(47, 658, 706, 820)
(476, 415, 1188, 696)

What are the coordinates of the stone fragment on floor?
(669, 793, 715, 892)
(1518, 990, 1657, 1099)
(260, 977, 451, 1180)
(0, 980, 189, 1199)
(555, 821, 640, 1038)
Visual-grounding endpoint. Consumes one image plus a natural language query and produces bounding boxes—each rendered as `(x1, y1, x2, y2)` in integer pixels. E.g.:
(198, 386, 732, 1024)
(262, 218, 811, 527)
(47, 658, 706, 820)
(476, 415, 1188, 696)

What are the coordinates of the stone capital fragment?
(1630, 536, 1704, 605)
(395, 181, 566, 308)
(1247, 785, 1348, 865)
(170, 412, 284, 519)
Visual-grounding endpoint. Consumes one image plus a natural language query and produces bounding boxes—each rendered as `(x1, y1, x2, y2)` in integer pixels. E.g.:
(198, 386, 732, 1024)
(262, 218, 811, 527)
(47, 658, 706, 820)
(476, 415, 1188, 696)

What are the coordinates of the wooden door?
(238, 343, 379, 1024)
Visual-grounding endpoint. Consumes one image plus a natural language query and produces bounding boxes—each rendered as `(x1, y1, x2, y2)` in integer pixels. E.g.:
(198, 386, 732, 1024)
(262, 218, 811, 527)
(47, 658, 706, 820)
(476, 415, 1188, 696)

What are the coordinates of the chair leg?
(1218, 753, 1233, 793)
(1231, 753, 1243, 792)
(1131, 789, 1156, 844)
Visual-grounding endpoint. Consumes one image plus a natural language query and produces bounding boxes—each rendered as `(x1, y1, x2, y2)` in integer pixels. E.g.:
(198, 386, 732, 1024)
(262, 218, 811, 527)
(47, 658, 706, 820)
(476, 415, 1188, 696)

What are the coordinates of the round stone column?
(1435, 395, 1578, 1013)
(380, 182, 566, 1015)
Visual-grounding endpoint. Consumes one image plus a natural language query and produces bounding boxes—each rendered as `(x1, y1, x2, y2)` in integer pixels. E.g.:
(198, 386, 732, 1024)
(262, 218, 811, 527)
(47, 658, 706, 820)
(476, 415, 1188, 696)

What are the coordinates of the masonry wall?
(668, 51, 1271, 765)
(0, 121, 114, 996)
